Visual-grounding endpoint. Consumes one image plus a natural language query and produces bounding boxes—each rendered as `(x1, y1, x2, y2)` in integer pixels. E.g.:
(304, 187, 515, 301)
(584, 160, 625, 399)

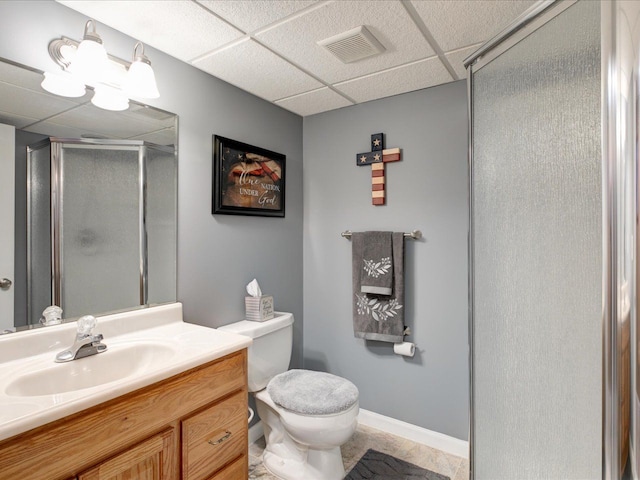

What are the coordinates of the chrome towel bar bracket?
(341, 230, 422, 240)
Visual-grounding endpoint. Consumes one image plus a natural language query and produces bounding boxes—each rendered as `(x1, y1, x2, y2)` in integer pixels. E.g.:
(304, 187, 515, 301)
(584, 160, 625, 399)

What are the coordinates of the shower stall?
(466, 0, 640, 478)
(26, 138, 176, 325)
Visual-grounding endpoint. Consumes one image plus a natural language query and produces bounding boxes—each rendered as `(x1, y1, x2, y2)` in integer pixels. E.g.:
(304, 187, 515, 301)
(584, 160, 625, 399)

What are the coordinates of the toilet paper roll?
(393, 342, 415, 357)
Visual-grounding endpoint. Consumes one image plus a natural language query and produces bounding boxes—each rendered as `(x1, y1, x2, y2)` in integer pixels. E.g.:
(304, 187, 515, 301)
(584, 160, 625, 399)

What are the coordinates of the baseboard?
(358, 409, 469, 459)
(247, 410, 469, 460)
(249, 420, 264, 445)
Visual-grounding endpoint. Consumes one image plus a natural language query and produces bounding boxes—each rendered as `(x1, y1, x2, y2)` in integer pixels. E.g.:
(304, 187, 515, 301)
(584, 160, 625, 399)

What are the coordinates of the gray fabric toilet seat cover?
(267, 369, 359, 415)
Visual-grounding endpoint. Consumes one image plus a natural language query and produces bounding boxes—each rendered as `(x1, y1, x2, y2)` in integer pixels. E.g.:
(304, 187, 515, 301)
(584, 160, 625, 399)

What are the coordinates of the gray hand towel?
(360, 231, 393, 295)
(352, 232, 404, 343)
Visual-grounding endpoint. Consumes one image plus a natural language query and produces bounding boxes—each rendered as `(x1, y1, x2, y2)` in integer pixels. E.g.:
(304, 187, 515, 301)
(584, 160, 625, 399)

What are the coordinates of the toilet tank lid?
(217, 312, 293, 339)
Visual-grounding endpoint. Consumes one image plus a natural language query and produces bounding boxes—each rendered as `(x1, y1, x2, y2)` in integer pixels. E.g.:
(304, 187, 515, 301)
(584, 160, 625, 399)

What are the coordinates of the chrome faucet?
(55, 315, 107, 363)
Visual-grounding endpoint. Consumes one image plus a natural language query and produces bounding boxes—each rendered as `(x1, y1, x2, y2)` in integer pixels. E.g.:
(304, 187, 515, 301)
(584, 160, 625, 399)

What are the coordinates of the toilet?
(218, 312, 359, 480)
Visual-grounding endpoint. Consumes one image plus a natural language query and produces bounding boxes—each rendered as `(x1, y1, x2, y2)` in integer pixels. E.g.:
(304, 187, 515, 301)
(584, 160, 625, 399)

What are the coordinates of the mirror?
(0, 57, 177, 332)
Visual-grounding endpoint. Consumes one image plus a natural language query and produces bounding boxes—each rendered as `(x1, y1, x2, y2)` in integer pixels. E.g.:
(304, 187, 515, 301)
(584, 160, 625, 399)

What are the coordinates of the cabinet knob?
(208, 430, 232, 446)
(0, 278, 11, 290)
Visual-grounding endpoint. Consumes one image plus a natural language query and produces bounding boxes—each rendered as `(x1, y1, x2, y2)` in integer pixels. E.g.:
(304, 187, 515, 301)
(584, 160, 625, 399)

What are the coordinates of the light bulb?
(91, 84, 129, 111)
(41, 71, 86, 98)
(126, 60, 160, 99)
(125, 42, 159, 99)
(69, 20, 109, 85)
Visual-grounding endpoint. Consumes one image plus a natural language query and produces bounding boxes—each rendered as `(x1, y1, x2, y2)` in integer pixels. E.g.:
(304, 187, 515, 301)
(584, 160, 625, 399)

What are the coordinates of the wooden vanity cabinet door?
(182, 391, 247, 480)
(78, 428, 176, 480)
(205, 454, 247, 480)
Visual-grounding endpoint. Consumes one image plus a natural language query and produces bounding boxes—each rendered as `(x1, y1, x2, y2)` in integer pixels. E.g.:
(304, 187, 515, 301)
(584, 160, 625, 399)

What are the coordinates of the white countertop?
(0, 303, 251, 442)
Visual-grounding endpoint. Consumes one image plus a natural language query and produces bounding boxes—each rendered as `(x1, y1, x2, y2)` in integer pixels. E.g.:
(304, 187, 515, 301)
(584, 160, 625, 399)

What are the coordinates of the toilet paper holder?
(393, 342, 415, 357)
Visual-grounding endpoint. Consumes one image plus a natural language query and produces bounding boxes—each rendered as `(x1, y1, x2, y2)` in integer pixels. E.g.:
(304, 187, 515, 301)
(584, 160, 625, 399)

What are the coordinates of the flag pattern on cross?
(355, 133, 402, 205)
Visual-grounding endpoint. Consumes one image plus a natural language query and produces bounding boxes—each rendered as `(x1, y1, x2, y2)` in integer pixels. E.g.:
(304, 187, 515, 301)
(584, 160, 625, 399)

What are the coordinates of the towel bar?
(341, 230, 422, 240)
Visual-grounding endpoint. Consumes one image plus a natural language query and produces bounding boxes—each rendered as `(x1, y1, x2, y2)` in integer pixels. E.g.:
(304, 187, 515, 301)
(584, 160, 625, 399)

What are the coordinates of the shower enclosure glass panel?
(27, 142, 51, 325)
(470, 1, 602, 478)
(59, 145, 141, 319)
(26, 139, 176, 325)
(146, 145, 177, 305)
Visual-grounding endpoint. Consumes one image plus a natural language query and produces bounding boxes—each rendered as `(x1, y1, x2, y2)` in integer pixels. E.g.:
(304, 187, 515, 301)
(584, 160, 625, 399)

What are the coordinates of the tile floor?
(248, 423, 469, 479)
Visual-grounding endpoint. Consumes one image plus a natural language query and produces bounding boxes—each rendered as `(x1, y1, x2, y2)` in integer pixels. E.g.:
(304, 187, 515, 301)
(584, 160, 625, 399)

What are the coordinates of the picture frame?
(212, 135, 286, 217)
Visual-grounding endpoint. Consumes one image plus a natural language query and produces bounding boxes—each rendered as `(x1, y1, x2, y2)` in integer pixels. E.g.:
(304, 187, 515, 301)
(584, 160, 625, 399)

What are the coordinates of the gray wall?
(0, 1, 304, 368)
(2, 0, 468, 440)
(303, 81, 469, 440)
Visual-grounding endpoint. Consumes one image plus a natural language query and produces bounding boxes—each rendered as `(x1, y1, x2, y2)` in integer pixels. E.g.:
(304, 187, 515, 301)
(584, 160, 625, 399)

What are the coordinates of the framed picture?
(212, 135, 285, 217)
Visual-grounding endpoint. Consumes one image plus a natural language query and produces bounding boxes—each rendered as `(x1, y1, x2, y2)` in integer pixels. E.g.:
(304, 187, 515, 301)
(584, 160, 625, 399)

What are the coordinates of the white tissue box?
(245, 295, 274, 322)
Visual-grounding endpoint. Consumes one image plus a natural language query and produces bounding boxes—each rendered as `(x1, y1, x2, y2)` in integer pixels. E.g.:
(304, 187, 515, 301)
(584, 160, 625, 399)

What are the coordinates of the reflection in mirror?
(0, 58, 177, 333)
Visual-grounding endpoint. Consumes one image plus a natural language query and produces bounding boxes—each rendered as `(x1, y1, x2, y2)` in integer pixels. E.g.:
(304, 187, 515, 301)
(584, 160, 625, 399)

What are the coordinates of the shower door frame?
(464, 0, 622, 478)
(26, 137, 171, 323)
(53, 140, 149, 313)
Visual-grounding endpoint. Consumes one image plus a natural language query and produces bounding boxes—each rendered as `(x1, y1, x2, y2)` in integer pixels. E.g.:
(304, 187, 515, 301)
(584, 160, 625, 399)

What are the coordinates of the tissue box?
(245, 295, 274, 322)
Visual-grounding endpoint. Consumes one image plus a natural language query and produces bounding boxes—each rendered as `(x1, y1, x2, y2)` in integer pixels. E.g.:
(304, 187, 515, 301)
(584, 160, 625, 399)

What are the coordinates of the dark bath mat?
(345, 449, 451, 480)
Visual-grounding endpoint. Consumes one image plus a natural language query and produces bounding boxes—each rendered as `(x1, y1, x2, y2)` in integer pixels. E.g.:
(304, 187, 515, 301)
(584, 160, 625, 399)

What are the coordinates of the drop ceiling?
(56, 0, 536, 117)
(0, 61, 176, 144)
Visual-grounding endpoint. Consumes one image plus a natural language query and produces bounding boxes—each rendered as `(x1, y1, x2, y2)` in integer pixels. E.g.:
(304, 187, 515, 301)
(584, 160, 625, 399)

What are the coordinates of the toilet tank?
(218, 312, 294, 392)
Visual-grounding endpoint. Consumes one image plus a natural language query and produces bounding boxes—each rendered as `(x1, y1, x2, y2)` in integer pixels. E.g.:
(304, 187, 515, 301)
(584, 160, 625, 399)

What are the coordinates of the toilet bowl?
(256, 386, 358, 480)
(218, 313, 359, 480)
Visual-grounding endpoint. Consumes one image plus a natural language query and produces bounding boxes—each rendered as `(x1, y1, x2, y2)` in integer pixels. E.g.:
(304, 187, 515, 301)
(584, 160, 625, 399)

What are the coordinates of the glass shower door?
(145, 144, 177, 305)
(27, 141, 52, 325)
(469, 1, 602, 478)
(58, 144, 141, 319)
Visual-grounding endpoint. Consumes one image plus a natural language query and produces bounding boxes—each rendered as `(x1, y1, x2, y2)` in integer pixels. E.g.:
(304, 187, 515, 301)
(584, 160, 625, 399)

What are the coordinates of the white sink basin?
(5, 342, 176, 397)
(0, 302, 252, 442)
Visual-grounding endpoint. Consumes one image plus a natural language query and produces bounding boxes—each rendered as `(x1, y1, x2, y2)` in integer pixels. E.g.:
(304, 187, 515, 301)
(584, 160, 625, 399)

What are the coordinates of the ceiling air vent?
(318, 26, 385, 64)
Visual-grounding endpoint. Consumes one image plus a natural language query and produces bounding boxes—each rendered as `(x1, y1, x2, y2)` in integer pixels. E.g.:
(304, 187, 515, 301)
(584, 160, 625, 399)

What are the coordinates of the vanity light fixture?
(69, 19, 110, 85)
(40, 71, 86, 98)
(125, 42, 160, 99)
(91, 83, 129, 111)
(41, 19, 160, 111)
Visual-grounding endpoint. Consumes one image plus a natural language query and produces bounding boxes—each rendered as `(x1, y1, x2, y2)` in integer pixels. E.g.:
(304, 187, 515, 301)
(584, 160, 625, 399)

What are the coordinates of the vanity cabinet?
(78, 428, 176, 480)
(0, 349, 248, 480)
(182, 391, 247, 480)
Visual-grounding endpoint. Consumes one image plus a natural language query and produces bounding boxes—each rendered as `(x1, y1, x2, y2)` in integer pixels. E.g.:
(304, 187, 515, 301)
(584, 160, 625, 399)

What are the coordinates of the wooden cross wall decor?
(356, 133, 402, 205)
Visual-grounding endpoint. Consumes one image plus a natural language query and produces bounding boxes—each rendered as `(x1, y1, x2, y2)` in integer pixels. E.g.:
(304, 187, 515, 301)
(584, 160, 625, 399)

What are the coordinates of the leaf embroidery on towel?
(356, 294, 403, 322)
(363, 257, 391, 278)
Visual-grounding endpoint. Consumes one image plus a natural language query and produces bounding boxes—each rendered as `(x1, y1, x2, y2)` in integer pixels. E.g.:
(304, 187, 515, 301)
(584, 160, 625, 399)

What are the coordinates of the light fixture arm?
(82, 19, 103, 45)
(132, 42, 152, 66)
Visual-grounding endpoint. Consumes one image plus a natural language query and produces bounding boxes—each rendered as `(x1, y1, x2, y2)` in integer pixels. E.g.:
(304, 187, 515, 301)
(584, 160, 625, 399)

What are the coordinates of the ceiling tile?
(256, 0, 435, 84)
(22, 121, 103, 139)
(0, 82, 82, 120)
(445, 44, 482, 79)
(193, 39, 323, 101)
(198, 0, 318, 33)
(56, 0, 244, 61)
(0, 62, 48, 94)
(411, 0, 536, 52)
(127, 103, 176, 129)
(0, 62, 91, 105)
(275, 87, 353, 116)
(0, 110, 39, 129)
(128, 127, 176, 146)
(334, 57, 452, 104)
(45, 104, 166, 139)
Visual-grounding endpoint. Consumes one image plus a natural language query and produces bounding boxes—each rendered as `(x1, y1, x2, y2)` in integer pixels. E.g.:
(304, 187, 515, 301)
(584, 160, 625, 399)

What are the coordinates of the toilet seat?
(255, 388, 359, 449)
(267, 369, 359, 415)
